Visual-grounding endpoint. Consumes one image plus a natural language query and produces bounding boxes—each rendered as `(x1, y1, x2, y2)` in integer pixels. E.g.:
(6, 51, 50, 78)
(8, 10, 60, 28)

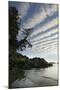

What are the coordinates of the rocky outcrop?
(9, 53, 53, 70)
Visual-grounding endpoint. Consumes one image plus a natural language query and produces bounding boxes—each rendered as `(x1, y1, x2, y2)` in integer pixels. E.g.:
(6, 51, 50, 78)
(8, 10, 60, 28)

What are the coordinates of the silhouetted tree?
(9, 6, 32, 69)
(9, 6, 32, 52)
(18, 28, 32, 51)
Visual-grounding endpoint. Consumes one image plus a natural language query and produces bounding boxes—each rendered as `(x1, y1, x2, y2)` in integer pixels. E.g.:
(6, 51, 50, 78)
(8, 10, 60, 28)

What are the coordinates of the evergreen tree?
(9, 6, 32, 69)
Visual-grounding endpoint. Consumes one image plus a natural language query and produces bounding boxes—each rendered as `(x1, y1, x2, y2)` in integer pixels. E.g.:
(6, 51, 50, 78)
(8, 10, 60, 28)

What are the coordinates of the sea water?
(12, 64, 58, 88)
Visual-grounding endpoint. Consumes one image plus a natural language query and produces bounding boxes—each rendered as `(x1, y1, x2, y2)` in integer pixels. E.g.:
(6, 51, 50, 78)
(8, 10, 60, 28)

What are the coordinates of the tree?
(18, 28, 32, 51)
(9, 6, 32, 52)
(9, 6, 32, 69)
(9, 6, 20, 50)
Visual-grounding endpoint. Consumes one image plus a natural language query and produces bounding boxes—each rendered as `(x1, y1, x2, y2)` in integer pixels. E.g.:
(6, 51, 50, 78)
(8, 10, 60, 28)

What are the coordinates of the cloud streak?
(33, 39, 58, 48)
(22, 4, 58, 28)
(23, 8, 47, 28)
(30, 17, 58, 39)
(31, 31, 58, 46)
(31, 32, 58, 44)
(43, 4, 58, 16)
(33, 36, 58, 46)
(31, 24, 58, 41)
(18, 2, 30, 18)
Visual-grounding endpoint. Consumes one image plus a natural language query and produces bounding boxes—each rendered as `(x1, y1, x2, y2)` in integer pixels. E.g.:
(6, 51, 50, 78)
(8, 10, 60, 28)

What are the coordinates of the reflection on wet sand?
(11, 64, 58, 88)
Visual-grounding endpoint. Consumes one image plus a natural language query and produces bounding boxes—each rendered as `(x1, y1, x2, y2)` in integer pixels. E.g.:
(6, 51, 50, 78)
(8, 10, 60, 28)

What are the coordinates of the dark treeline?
(9, 53, 52, 70)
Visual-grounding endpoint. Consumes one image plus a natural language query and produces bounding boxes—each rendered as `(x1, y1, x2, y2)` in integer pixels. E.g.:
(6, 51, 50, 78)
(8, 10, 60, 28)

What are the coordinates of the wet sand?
(11, 64, 58, 88)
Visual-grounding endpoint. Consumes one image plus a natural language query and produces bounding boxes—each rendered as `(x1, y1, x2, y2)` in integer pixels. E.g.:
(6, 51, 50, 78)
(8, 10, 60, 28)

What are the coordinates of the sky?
(9, 1, 59, 62)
